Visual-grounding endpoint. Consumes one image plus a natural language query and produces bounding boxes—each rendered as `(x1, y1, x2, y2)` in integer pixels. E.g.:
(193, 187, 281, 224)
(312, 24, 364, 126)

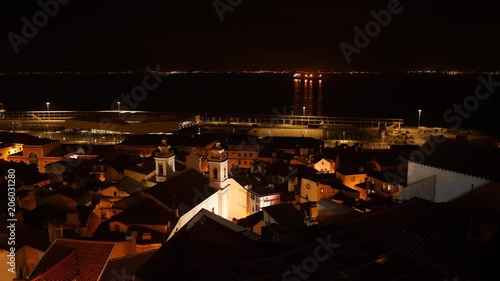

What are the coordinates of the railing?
(0, 110, 166, 121)
(199, 113, 403, 128)
(0, 111, 404, 129)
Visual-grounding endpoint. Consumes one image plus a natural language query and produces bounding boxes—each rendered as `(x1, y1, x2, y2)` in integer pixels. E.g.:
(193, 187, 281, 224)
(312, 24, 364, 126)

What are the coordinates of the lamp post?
(418, 109, 422, 128)
(46, 102, 50, 120)
(117, 101, 121, 111)
(302, 106, 306, 116)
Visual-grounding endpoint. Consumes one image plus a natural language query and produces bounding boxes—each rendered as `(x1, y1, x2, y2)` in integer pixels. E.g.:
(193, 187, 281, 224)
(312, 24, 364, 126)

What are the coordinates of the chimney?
(48, 222, 64, 243)
(125, 230, 138, 243)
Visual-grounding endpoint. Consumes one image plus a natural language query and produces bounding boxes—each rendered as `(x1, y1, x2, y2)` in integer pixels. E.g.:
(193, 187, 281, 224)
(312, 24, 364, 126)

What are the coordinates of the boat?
(293, 72, 323, 80)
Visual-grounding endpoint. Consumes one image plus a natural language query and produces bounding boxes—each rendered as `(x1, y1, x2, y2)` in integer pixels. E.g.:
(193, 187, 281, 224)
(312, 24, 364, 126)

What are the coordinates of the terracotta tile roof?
(108, 198, 173, 226)
(410, 137, 500, 181)
(342, 197, 482, 280)
(100, 250, 156, 281)
(33, 251, 80, 281)
(236, 211, 264, 228)
(262, 203, 306, 229)
(92, 198, 173, 242)
(210, 201, 483, 281)
(113, 176, 144, 194)
(145, 168, 215, 215)
(29, 238, 116, 281)
(135, 209, 269, 281)
(131, 198, 486, 281)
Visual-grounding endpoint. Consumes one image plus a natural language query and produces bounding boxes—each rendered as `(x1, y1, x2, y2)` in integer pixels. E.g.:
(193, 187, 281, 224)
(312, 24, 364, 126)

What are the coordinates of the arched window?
(213, 168, 218, 180)
(158, 162, 164, 176)
(28, 152, 38, 166)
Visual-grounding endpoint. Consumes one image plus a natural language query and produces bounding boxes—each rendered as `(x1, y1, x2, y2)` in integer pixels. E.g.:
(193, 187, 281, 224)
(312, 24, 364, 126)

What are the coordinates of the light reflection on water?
(293, 78, 323, 116)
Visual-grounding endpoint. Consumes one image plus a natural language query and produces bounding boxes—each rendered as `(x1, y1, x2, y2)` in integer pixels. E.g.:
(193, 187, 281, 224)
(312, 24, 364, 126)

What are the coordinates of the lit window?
(320, 188, 324, 193)
(306, 184, 310, 190)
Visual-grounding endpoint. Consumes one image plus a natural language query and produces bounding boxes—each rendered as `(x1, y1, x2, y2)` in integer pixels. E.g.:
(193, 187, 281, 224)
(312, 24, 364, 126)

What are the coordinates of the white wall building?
(400, 137, 500, 203)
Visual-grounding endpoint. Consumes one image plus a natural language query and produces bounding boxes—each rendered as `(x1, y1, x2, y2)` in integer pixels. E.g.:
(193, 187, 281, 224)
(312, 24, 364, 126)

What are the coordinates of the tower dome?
(210, 141, 227, 161)
(157, 138, 174, 157)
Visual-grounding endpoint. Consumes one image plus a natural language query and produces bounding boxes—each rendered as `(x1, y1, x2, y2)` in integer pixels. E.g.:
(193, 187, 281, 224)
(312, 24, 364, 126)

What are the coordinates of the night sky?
(1, 0, 500, 72)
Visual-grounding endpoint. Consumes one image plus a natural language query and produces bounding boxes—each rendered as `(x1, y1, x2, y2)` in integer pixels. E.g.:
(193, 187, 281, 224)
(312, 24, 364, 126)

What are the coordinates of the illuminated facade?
(7, 140, 61, 173)
(154, 138, 175, 182)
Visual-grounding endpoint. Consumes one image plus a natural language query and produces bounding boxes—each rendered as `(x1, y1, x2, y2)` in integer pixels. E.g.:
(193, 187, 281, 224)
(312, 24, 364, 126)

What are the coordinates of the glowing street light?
(418, 109, 422, 128)
(117, 101, 121, 111)
(46, 102, 50, 121)
(302, 106, 306, 116)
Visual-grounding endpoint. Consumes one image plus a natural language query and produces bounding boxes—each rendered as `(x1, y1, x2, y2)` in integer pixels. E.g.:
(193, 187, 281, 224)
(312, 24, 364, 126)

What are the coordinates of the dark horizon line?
(1, 69, 500, 75)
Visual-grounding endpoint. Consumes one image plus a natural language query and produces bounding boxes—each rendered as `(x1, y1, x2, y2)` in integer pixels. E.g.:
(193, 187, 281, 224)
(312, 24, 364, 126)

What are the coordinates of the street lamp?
(418, 109, 422, 128)
(302, 106, 306, 116)
(46, 102, 50, 121)
(117, 101, 121, 111)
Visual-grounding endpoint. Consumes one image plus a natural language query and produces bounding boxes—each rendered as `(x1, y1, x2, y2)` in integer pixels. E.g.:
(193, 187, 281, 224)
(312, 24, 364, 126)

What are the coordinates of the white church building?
(155, 140, 249, 240)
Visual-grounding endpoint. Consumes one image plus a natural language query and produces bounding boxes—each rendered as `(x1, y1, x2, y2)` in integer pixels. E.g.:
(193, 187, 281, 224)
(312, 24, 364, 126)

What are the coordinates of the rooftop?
(100, 250, 156, 281)
(200, 198, 486, 281)
(262, 202, 306, 229)
(29, 238, 116, 281)
(236, 211, 264, 228)
(134, 209, 270, 281)
(118, 133, 217, 147)
(0, 132, 57, 146)
(125, 160, 156, 175)
(367, 169, 408, 186)
(0, 215, 51, 252)
(410, 137, 500, 181)
(145, 168, 215, 215)
(113, 176, 144, 195)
